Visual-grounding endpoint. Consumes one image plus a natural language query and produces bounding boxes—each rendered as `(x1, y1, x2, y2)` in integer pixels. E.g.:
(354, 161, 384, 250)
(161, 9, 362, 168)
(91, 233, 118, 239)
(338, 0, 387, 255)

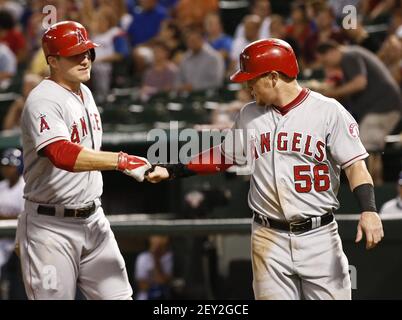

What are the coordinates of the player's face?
(247, 73, 276, 106)
(57, 51, 92, 83)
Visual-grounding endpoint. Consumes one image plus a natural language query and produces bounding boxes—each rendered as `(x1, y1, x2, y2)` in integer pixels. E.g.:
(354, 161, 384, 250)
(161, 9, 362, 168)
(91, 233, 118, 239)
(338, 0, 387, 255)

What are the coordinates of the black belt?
(253, 211, 334, 233)
(37, 202, 97, 219)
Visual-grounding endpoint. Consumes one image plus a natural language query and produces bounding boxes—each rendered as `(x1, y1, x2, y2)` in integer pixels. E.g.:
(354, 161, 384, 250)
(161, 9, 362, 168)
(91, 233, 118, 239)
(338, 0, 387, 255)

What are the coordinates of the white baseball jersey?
(222, 88, 368, 222)
(21, 79, 103, 205)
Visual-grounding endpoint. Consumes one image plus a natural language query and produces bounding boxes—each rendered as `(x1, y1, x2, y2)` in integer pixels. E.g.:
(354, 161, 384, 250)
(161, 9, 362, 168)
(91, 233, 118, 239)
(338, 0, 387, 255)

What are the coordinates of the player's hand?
(117, 152, 152, 182)
(145, 165, 170, 183)
(355, 211, 384, 250)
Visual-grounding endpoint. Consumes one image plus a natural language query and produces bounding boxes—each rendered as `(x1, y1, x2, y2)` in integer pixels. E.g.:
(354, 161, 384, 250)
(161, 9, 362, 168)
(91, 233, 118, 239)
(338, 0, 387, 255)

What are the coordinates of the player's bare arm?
(43, 140, 151, 182)
(344, 160, 384, 250)
(315, 75, 367, 99)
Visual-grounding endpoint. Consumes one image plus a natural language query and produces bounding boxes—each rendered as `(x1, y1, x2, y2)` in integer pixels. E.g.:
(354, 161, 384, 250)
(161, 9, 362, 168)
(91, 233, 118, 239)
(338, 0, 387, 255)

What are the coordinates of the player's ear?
(266, 72, 279, 88)
(47, 56, 59, 70)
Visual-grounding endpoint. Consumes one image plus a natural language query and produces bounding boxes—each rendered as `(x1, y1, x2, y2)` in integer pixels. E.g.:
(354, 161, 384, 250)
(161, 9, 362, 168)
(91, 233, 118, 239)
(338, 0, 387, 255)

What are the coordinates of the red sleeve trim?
(36, 136, 69, 151)
(186, 145, 234, 174)
(341, 152, 369, 169)
(43, 140, 83, 172)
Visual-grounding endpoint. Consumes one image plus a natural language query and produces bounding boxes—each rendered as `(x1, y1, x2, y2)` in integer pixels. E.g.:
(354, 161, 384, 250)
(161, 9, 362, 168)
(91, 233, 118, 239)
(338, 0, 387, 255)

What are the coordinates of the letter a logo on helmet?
(230, 38, 299, 83)
(76, 29, 86, 44)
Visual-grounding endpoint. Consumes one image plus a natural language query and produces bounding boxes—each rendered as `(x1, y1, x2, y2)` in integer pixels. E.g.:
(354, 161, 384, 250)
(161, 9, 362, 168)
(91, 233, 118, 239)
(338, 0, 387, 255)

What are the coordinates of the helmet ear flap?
(90, 48, 96, 62)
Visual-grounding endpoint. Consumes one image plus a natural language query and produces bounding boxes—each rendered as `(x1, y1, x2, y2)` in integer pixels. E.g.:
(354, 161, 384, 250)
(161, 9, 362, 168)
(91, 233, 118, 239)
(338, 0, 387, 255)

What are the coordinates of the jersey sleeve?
(22, 98, 70, 153)
(326, 102, 368, 169)
(220, 111, 250, 166)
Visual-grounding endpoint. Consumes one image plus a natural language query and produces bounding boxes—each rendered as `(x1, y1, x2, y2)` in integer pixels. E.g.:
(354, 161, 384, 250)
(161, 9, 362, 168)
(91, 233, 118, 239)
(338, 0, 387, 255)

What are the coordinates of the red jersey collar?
(273, 88, 310, 115)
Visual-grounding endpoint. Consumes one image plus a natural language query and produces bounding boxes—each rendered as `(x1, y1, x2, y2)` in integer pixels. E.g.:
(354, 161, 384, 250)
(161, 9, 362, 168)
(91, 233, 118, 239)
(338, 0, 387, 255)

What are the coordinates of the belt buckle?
(74, 204, 94, 218)
(74, 208, 88, 218)
(289, 220, 310, 233)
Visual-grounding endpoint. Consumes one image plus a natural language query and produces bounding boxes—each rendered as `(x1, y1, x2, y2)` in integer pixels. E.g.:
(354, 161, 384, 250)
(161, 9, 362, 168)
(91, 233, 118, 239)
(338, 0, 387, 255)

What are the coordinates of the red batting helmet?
(230, 38, 299, 82)
(42, 21, 98, 62)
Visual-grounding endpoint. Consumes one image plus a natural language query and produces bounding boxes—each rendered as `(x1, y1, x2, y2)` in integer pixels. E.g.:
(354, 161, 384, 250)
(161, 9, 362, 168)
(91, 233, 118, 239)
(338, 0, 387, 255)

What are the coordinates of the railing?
(1, 212, 401, 237)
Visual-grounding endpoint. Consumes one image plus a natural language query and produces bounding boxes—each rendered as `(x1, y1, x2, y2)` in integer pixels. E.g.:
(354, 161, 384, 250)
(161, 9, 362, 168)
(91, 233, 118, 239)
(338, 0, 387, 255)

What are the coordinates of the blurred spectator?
(0, 41, 16, 90)
(174, 0, 218, 30)
(2, 74, 42, 131)
(388, 8, 402, 35)
(361, 0, 396, 24)
(24, 1, 47, 54)
(230, 15, 262, 75)
(303, 4, 346, 66)
(132, 45, 155, 85)
(194, 88, 253, 130)
(269, 14, 301, 58)
(90, 6, 130, 102)
(286, 2, 313, 65)
(0, 10, 27, 63)
(155, 19, 186, 64)
(115, 0, 134, 32)
(314, 41, 402, 184)
(159, 0, 179, 14)
(0, 148, 23, 218)
(135, 235, 173, 300)
(27, 49, 49, 78)
(344, 21, 382, 53)
(204, 12, 233, 68)
(25, 0, 80, 55)
(127, 0, 168, 47)
(0, 0, 24, 22)
(0, 148, 25, 300)
(176, 29, 224, 92)
(140, 41, 178, 101)
(380, 171, 402, 214)
(234, 0, 271, 40)
(377, 34, 402, 87)
(328, 0, 360, 22)
(81, 0, 134, 32)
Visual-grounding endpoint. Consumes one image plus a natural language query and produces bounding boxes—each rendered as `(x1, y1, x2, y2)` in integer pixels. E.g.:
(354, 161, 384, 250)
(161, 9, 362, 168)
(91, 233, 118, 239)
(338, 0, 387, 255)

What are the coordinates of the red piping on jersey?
(273, 88, 310, 115)
(43, 140, 83, 172)
(341, 152, 369, 168)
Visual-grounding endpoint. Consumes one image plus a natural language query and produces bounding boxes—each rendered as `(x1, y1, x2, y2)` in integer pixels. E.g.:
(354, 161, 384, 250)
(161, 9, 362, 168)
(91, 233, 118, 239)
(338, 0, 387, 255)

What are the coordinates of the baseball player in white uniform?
(146, 39, 384, 300)
(16, 21, 151, 300)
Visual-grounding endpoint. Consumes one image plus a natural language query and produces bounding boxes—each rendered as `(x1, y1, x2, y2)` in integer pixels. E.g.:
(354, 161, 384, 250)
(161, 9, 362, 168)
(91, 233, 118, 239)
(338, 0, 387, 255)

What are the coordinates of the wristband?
(353, 183, 377, 212)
